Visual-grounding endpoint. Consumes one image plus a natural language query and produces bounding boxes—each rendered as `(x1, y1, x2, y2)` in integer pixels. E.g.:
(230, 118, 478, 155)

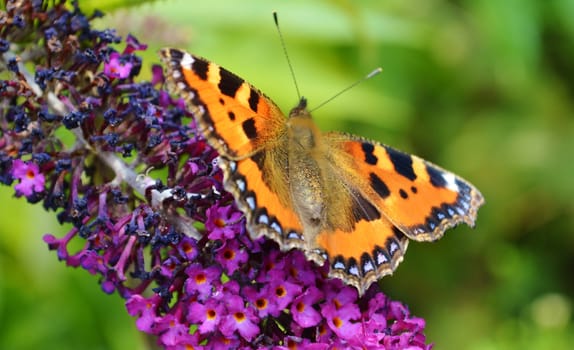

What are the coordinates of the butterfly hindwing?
(220, 151, 308, 248)
(314, 203, 410, 295)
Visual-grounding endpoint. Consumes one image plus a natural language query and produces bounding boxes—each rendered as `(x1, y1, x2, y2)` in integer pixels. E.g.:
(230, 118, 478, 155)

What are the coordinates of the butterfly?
(160, 48, 484, 296)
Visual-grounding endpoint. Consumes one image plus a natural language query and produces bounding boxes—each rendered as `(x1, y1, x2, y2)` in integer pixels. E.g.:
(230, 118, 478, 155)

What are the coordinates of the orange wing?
(161, 48, 306, 255)
(160, 48, 286, 159)
(305, 132, 484, 294)
(314, 206, 409, 296)
(219, 153, 307, 247)
(325, 132, 484, 241)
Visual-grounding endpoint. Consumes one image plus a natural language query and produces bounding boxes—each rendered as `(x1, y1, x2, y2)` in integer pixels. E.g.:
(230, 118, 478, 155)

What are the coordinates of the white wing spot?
(348, 265, 360, 277)
(442, 172, 459, 191)
(235, 178, 245, 192)
(271, 222, 282, 234)
(246, 196, 256, 210)
(180, 53, 195, 69)
(258, 214, 269, 224)
(376, 251, 388, 264)
(333, 261, 345, 270)
(389, 241, 399, 254)
(287, 231, 302, 240)
(363, 260, 375, 273)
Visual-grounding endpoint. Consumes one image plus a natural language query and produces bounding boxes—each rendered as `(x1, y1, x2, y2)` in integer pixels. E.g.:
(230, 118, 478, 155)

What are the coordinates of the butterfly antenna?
(310, 67, 383, 113)
(273, 12, 301, 100)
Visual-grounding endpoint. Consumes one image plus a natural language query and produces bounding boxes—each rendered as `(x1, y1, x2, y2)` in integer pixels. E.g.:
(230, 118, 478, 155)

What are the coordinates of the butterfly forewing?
(160, 48, 285, 159)
(325, 133, 484, 242)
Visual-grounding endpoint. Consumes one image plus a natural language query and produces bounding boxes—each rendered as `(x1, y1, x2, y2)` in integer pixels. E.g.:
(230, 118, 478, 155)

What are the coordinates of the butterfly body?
(160, 48, 485, 295)
(286, 99, 334, 233)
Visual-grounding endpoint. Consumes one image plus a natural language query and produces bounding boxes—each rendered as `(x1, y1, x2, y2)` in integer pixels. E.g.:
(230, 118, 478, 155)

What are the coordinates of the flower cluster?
(0, 1, 433, 349)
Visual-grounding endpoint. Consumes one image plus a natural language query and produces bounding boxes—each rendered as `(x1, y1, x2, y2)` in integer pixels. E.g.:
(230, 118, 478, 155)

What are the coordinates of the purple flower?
(207, 335, 241, 349)
(104, 51, 133, 78)
(269, 277, 303, 312)
(220, 295, 260, 341)
(215, 239, 248, 274)
(155, 314, 192, 347)
(152, 64, 165, 85)
(244, 285, 275, 318)
(126, 294, 160, 332)
(291, 287, 323, 328)
(285, 250, 317, 284)
(206, 204, 243, 240)
(324, 281, 358, 309)
(184, 263, 221, 301)
(124, 34, 148, 54)
(177, 236, 199, 261)
(321, 302, 362, 340)
(187, 299, 224, 334)
(0, 38, 9, 53)
(11, 159, 45, 197)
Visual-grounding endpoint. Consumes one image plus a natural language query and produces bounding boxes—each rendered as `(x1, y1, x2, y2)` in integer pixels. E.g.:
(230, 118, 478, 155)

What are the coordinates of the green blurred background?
(1, 0, 573, 349)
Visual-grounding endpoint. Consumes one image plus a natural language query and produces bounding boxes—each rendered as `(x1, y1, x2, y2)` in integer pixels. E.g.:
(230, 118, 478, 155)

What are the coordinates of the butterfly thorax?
(286, 98, 318, 149)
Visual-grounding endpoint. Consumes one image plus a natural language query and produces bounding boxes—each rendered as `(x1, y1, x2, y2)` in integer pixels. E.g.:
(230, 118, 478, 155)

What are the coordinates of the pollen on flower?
(206, 309, 216, 320)
(234, 311, 246, 322)
(195, 273, 207, 284)
(182, 241, 195, 255)
(223, 248, 234, 259)
(255, 298, 267, 309)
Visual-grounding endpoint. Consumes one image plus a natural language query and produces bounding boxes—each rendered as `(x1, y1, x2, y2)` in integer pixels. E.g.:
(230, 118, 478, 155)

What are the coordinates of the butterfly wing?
(314, 177, 410, 295)
(160, 48, 286, 159)
(310, 132, 484, 294)
(161, 48, 307, 249)
(325, 132, 484, 240)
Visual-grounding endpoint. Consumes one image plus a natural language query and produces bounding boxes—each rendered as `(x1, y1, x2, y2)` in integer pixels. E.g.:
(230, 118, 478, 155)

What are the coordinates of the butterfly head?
(286, 97, 323, 149)
(289, 97, 310, 120)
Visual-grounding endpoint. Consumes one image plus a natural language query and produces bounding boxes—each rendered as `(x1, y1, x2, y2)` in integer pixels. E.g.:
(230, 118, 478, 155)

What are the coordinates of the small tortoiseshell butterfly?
(160, 48, 484, 295)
